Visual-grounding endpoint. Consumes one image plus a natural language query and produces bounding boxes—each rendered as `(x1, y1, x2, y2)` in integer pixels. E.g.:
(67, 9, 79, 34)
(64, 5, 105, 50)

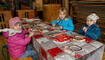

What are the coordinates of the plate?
(70, 45, 82, 51)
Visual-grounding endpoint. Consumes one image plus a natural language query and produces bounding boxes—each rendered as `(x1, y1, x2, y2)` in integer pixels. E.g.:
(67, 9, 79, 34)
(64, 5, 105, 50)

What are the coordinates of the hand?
(60, 26, 63, 30)
(83, 27, 88, 32)
(52, 24, 55, 27)
(28, 28, 32, 32)
(28, 28, 34, 37)
(29, 31, 34, 37)
(37, 27, 42, 32)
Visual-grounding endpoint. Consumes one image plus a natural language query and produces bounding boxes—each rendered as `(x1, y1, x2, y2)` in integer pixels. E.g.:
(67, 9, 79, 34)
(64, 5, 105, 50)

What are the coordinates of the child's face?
(86, 18, 95, 26)
(59, 11, 66, 20)
(14, 24, 22, 31)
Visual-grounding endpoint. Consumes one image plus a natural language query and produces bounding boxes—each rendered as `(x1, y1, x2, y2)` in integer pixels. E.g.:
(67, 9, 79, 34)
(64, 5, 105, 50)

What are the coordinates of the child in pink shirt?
(0, 17, 36, 60)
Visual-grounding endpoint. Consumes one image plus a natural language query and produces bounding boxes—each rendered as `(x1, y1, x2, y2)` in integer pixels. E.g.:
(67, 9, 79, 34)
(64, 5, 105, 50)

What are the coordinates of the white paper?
(42, 30, 49, 33)
(82, 44, 96, 54)
(90, 41, 103, 48)
(41, 41, 57, 50)
(36, 37, 49, 44)
(71, 41, 87, 47)
(55, 54, 75, 60)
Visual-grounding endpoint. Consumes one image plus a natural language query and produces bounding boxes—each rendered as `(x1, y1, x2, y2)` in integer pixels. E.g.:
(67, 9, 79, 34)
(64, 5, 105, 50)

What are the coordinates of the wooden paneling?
(16, 10, 36, 18)
(36, 0, 43, 11)
(0, 11, 12, 29)
(80, 0, 105, 1)
(43, 4, 61, 23)
(43, 0, 62, 4)
(64, 0, 69, 16)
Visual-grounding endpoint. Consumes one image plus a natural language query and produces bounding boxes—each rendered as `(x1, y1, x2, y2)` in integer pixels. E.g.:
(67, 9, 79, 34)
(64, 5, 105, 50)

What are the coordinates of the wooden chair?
(1, 45, 9, 60)
(0, 11, 12, 29)
(16, 10, 36, 19)
(10, 56, 33, 60)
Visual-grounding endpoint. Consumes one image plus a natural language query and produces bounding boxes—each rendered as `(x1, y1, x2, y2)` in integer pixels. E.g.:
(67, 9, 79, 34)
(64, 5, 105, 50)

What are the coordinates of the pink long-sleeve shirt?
(3, 29, 31, 58)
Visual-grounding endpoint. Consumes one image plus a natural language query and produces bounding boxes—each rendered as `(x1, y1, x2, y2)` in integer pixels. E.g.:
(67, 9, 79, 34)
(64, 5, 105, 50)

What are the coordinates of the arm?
(12, 36, 31, 45)
(52, 20, 57, 27)
(22, 29, 28, 35)
(85, 28, 101, 40)
(12, 31, 34, 45)
(78, 27, 85, 35)
(78, 24, 88, 35)
(63, 17, 74, 31)
(3, 32, 9, 39)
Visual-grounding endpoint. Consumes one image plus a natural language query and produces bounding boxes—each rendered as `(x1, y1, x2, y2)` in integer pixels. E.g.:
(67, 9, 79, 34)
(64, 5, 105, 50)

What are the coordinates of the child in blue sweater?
(78, 13, 101, 40)
(52, 7, 74, 31)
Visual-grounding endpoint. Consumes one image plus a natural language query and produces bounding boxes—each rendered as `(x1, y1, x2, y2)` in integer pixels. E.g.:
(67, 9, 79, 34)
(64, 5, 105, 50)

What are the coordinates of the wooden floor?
(0, 34, 105, 60)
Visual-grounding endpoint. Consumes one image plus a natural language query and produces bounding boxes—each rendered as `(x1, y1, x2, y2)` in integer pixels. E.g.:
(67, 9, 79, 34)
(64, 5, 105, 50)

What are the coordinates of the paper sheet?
(36, 37, 49, 44)
(90, 41, 103, 48)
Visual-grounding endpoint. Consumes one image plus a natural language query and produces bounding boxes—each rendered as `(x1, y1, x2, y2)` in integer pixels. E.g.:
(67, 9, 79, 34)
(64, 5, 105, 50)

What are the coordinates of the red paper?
(84, 37, 93, 43)
(34, 34, 43, 39)
(34, 31, 42, 34)
(48, 24, 52, 26)
(54, 34, 72, 42)
(28, 17, 32, 19)
(22, 22, 27, 24)
(68, 36, 73, 40)
(48, 29, 54, 31)
(34, 31, 39, 33)
(41, 48, 47, 60)
(75, 54, 82, 59)
(40, 32, 42, 34)
(47, 47, 63, 57)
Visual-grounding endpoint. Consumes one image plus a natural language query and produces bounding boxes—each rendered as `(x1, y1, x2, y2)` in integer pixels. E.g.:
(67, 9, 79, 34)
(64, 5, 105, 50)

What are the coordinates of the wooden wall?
(36, 0, 43, 11)
(43, 4, 61, 23)
(0, 10, 37, 29)
(0, 11, 12, 29)
(16, 10, 36, 18)
(43, 0, 62, 4)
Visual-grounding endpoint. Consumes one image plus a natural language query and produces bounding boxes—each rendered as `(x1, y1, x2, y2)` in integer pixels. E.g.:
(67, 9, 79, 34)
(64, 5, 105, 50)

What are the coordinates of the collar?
(9, 29, 22, 36)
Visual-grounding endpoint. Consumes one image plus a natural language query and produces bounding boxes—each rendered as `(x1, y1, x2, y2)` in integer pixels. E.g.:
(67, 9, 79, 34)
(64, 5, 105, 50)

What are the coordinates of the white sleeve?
(0, 28, 11, 32)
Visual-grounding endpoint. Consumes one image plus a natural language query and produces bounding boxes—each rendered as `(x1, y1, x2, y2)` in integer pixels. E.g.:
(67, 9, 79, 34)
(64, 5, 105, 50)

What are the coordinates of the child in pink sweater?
(0, 17, 36, 60)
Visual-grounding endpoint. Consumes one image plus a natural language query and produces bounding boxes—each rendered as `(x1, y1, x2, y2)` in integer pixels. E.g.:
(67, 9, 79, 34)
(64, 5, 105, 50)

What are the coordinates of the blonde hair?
(57, 7, 68, 22)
